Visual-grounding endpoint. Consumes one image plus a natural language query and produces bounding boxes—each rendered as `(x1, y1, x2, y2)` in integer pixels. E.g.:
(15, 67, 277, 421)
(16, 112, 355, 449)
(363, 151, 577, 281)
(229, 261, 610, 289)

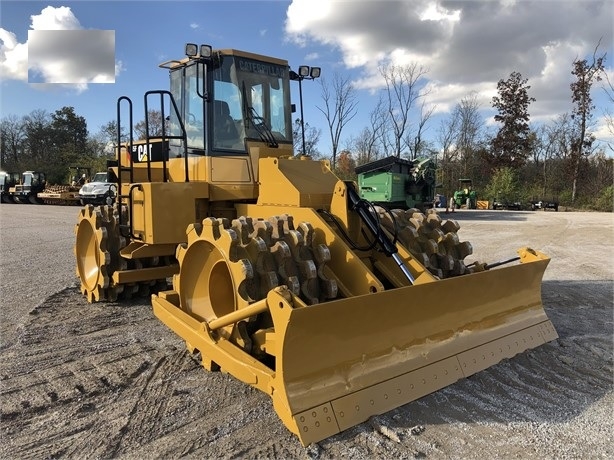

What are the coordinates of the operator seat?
(213, 100, 239, 144)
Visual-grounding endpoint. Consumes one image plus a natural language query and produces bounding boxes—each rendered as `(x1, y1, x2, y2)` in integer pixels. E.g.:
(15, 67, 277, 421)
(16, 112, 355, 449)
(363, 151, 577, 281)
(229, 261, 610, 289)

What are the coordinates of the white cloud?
(115, 60, 125, 77)
(30, 5, 81, 30)
(190, 23, 199, 29)
(285, 0, 613, 130)
(0, 6, 122, 91)
(0, 28, 28, 80)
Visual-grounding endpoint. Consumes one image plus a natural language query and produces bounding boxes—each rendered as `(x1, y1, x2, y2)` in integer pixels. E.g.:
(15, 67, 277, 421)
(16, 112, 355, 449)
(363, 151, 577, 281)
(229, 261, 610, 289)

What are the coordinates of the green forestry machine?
(356, 156, 437, 211)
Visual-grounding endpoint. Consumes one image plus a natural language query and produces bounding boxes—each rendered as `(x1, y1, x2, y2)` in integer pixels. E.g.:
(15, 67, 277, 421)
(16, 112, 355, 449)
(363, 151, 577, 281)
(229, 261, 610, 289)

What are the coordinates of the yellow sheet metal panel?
(330, 356, 464, 432)
(152, 250, 556, 446)
(131, 181, 209, 244)
(210, 156, 253, 183)
(456, 321, 553, 376)
(272, 258, 550, 415)
(292, 402, 340, 446)
(257, 157, 338, 208)
(152, 291, 275, 390)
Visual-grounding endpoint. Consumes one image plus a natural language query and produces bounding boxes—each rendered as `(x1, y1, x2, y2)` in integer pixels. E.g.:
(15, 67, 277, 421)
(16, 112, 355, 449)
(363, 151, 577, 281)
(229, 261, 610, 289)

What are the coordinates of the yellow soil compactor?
(74, 44, 558, 446)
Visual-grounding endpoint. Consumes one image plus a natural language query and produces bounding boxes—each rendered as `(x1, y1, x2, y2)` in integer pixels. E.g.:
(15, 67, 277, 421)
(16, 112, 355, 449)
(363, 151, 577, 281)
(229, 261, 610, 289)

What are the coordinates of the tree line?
(2, 44, 611, 210)
(1, 107, 109, 185)
(305, 42, 612, 211)
(0, 105, 166, 185)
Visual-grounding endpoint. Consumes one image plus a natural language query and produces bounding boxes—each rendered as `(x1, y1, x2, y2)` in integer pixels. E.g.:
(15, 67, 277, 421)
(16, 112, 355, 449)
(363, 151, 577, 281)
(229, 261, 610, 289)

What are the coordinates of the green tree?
(51, 106, 88, 153)
(46, 107, 90, 183)
(484, 167, 520, 204)
(488, 71, 535, 169)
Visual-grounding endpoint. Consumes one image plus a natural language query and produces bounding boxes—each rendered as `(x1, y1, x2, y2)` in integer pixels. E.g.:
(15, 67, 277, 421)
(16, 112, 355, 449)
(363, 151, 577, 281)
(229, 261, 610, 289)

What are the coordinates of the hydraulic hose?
(344, 181, 415, 284)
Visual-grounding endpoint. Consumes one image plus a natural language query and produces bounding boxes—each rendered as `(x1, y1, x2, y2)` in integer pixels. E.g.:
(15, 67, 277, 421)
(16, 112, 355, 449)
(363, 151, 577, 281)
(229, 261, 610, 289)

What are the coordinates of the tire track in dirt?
(117, 370, 289, 459)
(0, 287, 183, 458)
(1, 210, 613, 459)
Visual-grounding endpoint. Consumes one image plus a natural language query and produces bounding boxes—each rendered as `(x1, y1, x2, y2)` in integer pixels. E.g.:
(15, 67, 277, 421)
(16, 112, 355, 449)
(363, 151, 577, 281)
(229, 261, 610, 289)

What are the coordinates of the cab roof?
(159, 48, 288, 70)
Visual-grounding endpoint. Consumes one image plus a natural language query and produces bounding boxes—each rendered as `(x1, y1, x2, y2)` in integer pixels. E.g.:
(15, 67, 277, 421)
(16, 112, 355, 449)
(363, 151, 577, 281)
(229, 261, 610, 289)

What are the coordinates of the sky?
(1, 0, 613, 156)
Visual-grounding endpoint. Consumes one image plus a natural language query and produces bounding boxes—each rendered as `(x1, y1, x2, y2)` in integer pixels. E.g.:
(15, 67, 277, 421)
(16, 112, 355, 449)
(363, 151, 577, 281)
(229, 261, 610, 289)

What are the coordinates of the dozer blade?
(153, 249, 557, 446)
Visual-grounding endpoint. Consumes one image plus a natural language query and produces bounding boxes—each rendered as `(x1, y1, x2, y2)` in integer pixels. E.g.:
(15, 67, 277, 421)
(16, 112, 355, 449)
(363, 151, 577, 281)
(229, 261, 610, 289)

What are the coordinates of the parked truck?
(78, 171, 117, 206)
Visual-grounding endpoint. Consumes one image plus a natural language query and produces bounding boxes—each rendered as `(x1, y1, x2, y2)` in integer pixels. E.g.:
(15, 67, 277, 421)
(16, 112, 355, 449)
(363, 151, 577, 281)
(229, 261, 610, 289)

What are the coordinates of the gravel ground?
(0, 203, 612, 459)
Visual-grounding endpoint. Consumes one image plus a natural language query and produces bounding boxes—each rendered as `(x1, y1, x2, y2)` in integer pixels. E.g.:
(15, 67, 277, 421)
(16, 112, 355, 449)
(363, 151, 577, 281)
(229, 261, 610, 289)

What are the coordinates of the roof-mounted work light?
(200, 44, 212, 58)
(185, 43, 198, 57)
(298, 65, 310, 77)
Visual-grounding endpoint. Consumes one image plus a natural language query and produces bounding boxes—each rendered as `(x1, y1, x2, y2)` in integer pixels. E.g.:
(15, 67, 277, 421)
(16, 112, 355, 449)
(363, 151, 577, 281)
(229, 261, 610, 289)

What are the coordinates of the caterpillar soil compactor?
(74, 44, 558, 446)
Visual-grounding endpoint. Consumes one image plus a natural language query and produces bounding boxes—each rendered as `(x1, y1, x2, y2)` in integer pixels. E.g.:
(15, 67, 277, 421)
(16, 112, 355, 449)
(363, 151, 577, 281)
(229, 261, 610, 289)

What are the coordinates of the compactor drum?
(74, 44, 558, 446)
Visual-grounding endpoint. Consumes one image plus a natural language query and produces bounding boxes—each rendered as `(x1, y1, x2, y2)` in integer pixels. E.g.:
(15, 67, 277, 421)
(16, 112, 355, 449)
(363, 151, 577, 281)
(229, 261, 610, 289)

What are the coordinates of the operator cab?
(160, 44, 293, 157)
(1, 172, 20, 191)
(20, 171, 46, 189)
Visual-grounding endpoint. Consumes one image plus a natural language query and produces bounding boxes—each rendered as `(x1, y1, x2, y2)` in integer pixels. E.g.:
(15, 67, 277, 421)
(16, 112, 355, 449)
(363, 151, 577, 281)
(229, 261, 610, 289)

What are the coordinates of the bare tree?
(600, 59, 613, 152)
(437, 108, 459, 159)
(351, 97, 387, 166)
(350, 127, 380, 166)
(406, 98, 435, 159)
(435, 112, 462, 201)
(379, 62, 429, 156)
(569, 41, 606, 202)
(435, 93, 485, 198)
(455, 93, 484, 176)
(134, 110, 164, 140)
(0, 114, 26, 168)
(292, 119, 321, 157)
(22, 109, 52, 165)
(317, 73, 358, 169)
(532, 117, 570, 197)
(100, 120, 128, 149)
